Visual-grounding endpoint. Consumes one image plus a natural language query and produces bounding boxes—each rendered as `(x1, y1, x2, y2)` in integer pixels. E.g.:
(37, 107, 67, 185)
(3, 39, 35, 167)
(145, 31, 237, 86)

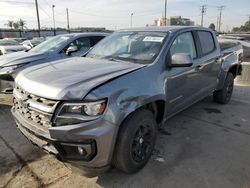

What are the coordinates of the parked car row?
(21, 38, 45, 50)
(0, 37, 52, 56)
(0, 32, 108, 92)
(0, 27, 244, 175)
(0, 37, 44, 56)
(0, 39, 27, 55)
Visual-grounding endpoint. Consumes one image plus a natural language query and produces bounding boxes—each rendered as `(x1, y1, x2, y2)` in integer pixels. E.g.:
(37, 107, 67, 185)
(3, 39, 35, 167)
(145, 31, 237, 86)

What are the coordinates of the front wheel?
(213, 72, 234, 104)
(113, 109, 157, 173)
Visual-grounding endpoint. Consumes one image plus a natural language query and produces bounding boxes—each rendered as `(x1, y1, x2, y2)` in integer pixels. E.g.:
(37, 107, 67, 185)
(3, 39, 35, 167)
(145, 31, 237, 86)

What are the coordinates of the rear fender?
(216, 54, 239, 90)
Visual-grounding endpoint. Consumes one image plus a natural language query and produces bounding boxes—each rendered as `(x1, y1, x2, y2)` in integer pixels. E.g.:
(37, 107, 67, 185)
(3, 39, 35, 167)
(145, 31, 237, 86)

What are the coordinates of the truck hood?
(16, 57, 146, 100)
(0, 51, 47, 67)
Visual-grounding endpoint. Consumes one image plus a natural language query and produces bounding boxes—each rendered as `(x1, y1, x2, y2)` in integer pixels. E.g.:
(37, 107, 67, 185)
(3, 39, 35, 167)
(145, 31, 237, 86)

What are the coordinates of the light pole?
(130, 13, 134, 27)
(164, 0, 167, 26)
(35, 0, 41, 37)
(52, 4, 56, 35)
(66, 8, 70, 33)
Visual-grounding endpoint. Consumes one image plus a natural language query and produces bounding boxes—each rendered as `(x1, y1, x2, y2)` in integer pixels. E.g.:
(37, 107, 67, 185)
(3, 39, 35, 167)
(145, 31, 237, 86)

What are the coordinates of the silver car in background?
(0, 32, 108, 93)
(0, 39, 26, 55)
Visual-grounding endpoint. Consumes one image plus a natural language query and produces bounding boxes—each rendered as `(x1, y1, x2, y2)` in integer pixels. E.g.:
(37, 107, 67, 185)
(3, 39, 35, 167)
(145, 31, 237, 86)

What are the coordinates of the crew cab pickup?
(11, 26, 242, 174)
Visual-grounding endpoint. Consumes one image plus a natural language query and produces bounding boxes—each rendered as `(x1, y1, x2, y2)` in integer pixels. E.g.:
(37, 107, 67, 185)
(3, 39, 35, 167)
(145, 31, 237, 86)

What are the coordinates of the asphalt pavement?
(0, 72, 250, 188)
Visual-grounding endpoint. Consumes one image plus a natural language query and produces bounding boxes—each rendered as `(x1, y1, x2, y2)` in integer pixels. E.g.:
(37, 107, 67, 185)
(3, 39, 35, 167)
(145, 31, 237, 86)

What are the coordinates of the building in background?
(153, 16, 194, 26)
(153, 17, 170, 26)
(170, 16, 194, 26)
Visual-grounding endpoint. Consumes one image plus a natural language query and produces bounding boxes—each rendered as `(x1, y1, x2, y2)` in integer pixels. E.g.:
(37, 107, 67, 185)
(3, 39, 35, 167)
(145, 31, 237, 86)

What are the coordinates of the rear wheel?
(113, 109, 157, 173)
(0, 50, 3, 56)
(213, 72, 234, 104)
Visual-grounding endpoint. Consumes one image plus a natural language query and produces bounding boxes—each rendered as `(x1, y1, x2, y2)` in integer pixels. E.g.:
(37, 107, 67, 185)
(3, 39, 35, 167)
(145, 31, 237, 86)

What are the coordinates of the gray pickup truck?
(11, 26, 242, 174)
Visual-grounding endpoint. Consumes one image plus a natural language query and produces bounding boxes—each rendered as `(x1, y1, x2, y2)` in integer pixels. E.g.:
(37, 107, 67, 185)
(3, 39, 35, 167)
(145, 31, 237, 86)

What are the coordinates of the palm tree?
(13, 22, 19, 30)
(5, 20, 14, 29)
(18, 19, 26, 30)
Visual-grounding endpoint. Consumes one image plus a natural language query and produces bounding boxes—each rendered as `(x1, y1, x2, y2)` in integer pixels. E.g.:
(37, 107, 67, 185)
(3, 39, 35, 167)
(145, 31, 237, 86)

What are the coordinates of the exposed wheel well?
(228, 65, 241, 78)
(142, 100, 165, 124)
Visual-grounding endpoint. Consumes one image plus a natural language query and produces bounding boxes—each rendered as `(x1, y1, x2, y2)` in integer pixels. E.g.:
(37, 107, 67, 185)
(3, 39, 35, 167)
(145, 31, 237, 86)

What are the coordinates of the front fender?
(86, 87, 166, 127)
(84, 64, 166, 127)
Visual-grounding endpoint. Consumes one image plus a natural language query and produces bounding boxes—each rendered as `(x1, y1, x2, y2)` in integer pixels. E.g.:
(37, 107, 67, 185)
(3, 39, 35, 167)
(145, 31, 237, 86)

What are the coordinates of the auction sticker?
(143, 36, 164, 42)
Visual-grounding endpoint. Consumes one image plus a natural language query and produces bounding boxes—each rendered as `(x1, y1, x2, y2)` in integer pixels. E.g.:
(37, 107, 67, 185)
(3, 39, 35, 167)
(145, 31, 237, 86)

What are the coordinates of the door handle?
(215, 57, 220, 62)
(195, 65, 203, 71)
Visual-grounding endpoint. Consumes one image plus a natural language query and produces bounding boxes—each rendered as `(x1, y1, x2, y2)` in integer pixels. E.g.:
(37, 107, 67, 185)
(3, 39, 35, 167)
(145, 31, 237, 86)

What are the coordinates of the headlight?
(54, 99, 107, 126)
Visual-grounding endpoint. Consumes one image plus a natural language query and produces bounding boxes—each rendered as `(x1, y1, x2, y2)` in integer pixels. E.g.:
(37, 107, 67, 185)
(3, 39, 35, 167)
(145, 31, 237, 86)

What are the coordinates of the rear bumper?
(11, 107, 119, 170)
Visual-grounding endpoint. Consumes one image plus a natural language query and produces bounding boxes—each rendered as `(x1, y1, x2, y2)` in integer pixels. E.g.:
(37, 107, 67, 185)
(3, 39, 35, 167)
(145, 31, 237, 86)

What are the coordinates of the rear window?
(198, 31, 215, 55)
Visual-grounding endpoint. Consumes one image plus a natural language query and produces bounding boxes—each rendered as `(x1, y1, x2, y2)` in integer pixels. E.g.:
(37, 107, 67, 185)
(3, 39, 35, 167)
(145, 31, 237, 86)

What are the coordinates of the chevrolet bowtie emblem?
(20, 100, 29, 108)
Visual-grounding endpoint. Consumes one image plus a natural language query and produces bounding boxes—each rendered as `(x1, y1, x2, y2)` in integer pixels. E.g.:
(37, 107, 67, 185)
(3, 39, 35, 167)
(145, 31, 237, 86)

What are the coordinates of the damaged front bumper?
(11, 106, 118, 172)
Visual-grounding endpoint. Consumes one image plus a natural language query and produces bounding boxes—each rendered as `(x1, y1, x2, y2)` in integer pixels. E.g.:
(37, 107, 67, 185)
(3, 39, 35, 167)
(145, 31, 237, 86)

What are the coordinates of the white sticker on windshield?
(143, 36, 164, 42)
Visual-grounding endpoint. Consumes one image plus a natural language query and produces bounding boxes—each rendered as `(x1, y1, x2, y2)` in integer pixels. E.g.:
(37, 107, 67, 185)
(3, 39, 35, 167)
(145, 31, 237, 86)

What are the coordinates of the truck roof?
(118, 26, 212, 33)
(52, 32, 109, 38)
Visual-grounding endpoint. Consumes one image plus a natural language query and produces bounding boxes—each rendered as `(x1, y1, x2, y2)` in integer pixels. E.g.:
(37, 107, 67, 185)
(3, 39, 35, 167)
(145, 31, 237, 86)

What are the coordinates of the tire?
(113, 109, 157, 173)
(0, 50, 3, 56)
(213, 72, 234, 104)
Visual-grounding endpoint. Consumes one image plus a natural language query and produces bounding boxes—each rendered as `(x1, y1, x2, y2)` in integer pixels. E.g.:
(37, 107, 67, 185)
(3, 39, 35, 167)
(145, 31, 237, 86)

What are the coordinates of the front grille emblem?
(20, 100, 29, 108)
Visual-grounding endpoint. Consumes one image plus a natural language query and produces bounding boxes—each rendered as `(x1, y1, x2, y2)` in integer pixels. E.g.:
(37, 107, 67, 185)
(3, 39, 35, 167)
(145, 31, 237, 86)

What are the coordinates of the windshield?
(87, 31, 167, 64)
(0, 39, 19, 46)
(30, 35, 73, 53)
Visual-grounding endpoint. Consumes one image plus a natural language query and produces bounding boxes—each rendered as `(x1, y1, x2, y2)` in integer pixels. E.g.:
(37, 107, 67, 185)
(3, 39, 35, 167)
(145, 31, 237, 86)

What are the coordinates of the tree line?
(232, 20, 250, 32)
(5, 19, 27, 30)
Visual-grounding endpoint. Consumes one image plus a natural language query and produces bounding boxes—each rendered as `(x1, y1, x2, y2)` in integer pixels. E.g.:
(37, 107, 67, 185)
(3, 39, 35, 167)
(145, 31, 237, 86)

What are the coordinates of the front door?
(165, 31, 203, 117)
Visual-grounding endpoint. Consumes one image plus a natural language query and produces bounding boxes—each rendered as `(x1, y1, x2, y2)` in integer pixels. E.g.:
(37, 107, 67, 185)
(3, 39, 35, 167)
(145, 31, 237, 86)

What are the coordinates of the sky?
(0, 0, 249, 31)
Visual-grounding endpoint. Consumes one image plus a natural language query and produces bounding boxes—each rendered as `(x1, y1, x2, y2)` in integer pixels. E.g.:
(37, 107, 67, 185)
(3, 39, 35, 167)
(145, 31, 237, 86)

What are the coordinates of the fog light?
(78, 146, 87, 156)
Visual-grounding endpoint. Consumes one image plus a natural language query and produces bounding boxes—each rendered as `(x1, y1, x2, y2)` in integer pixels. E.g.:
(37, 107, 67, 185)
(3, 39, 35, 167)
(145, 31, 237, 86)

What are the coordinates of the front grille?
(13, 86, 58, 131)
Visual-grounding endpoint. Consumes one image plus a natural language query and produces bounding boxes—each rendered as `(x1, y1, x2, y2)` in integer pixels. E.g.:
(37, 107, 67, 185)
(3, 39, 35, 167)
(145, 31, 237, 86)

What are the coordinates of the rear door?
(195, 31, 221, 93)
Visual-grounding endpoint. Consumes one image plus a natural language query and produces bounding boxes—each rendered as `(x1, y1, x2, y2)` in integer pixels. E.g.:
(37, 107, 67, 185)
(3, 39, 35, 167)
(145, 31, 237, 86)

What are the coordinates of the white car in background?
(0, 39, 26, 55)
(21, 38, 45, 50)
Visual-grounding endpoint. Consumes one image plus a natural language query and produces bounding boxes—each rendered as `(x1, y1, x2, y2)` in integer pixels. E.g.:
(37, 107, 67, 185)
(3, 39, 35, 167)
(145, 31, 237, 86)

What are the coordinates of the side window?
(66, 37, 91, 54)
(170, 32, 197, 59)
(90, 36, 105, 46)
(198, 31, 215, 55)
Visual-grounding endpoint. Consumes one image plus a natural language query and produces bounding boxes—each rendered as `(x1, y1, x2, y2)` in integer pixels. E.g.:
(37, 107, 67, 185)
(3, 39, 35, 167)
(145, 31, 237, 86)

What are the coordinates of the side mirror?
(168, 53, 193, 67)
(66, 46, 78, 56)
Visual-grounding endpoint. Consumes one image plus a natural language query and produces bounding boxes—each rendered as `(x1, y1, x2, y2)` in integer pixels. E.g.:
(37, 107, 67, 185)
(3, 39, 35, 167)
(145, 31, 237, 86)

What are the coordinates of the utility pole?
(249, 14, 250, 27)
(200, 5, 207, 27)
(52, 5, 56, 36)
(216, 16, 219, 31)
(35, 0, 41, 37)
(218, 5, 225, 33)
(66, 8, 70, 33)
(130, 13, 134, 27)
(164, 0, 167, 26)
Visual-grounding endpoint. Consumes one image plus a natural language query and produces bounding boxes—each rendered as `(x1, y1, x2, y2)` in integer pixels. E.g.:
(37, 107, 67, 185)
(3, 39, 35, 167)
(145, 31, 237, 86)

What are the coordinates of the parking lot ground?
(0, 80, 250, 188)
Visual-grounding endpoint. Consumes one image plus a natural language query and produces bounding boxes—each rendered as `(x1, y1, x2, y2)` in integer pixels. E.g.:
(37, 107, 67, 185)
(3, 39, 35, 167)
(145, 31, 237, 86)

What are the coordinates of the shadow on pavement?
(0, 103, 45, 175)
(0, 84, 250, 187)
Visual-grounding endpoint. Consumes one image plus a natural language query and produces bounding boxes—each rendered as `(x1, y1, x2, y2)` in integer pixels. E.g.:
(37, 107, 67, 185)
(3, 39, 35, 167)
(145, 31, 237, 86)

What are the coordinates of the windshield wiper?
(108, 57, 120, 62)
